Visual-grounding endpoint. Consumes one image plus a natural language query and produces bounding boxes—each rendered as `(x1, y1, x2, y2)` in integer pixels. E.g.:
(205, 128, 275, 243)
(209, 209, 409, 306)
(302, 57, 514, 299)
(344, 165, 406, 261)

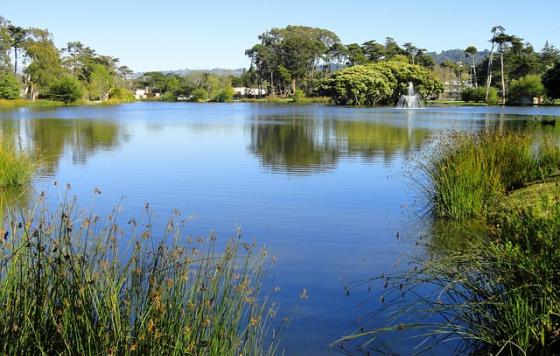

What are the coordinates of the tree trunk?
(500, 52, 506, 105)
(485, 44, 495, 102)
(270, 71, 274, 96)
(472, 56, 478, 88)
(13, 47, 18, 74)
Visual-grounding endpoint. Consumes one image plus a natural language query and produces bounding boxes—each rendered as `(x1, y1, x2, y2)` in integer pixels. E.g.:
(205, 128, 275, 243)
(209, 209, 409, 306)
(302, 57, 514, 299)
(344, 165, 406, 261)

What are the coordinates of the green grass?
(0, 195, 284, 355)
(239, 96, 331, 104)
(0, 98, 135, 109)
(0, 140, 34, 189)
(0, 99, 68, 109)
(420, 131, 560, 220)
(335, 131, 560, 354)
(427, 100, 489, 106)
(335, 195, 560, 354)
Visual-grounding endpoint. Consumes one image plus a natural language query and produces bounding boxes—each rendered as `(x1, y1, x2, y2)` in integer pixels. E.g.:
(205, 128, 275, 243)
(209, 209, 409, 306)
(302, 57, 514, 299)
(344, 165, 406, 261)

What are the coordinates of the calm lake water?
(1, 102, 560, 354)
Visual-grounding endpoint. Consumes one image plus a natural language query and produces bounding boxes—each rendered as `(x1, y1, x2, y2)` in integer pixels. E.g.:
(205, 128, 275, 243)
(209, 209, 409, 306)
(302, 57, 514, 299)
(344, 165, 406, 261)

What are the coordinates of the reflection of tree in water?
(29, 119, 125, 174)
(334, 121, 431, 163)
(249, 117, 432, 174)
(249, 121, 337, 174)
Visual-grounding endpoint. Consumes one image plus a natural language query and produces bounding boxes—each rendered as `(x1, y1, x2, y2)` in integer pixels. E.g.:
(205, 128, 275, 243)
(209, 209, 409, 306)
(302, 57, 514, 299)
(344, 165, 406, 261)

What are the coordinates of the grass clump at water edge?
(334, 130, 560, 355)
(420, 131, 560, 220)
(334, 195, 560, 355)
(0, 192, 285, 355)
(0, 139, 35, 189)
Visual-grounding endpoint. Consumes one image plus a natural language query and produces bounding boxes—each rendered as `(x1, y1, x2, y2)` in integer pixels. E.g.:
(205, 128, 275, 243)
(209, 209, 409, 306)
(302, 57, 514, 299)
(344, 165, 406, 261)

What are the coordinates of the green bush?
(486, 87, 499, 105)
(0, 71, 21, 100)
(46, 76, 84, 104)
(109, 87, 136, 102)
(461, 86, 498, 104)
(190, 87, 208, 102)
(160, 91, 177, 102)
(508, 74, 545, 104)
(292, 89, 305, 103)
(215, 86, 235, 102)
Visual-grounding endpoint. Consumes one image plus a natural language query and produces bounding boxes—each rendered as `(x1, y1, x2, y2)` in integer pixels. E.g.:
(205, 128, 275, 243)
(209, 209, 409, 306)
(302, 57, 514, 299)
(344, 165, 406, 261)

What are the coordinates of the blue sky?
(2, 0, 558, 72)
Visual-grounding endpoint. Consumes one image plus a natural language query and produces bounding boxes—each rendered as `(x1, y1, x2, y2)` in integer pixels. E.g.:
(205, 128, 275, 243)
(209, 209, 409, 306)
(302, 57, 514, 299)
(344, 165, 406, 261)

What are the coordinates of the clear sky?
(2, 0, 558, 72)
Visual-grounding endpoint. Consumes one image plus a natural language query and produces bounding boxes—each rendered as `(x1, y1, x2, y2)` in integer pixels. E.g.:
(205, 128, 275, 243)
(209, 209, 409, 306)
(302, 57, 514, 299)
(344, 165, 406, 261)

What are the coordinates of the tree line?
(2, 19, 560, 106)
(0, 16, 133, 103)
(245, 25, 560, 105)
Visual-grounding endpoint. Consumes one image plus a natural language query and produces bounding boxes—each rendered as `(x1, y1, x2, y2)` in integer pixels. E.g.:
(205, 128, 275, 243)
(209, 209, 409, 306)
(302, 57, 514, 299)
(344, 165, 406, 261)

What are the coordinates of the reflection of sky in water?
(1, 103, 560, 354)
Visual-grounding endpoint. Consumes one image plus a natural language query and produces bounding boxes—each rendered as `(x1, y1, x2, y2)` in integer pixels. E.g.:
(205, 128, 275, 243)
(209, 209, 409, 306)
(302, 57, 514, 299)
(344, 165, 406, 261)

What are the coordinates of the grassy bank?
(0, 196, 283, 355)
(0, 98, 135, 109)
(239, 96, 331, 105)
(421, 131, 560, 220)
(427, 99, 489, 106)
(336, 130, 560, 354)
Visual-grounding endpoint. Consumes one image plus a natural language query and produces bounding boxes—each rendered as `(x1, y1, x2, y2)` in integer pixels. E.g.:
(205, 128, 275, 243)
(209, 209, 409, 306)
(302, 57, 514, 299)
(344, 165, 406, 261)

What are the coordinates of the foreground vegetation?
(421, 132, 560, 220)
(0, 138, 34, 189)
(0, 194, 283, 355)
(336, 130, 560, 354)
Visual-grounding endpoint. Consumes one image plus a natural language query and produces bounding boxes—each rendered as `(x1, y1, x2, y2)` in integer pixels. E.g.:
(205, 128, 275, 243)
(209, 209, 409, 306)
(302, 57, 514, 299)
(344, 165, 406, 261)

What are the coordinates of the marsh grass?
(0, 99, 67, 109)
(0, 193, 284, 355)
(334, 131, 560, 354)
(0, 140, 35, 190)
(420, 131, 560, 219)
(335, 169, 560, 354)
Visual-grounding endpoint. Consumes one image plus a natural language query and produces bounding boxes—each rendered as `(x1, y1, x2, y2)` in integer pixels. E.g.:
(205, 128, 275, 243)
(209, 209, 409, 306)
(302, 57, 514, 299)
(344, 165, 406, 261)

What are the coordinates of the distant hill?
(132, 68, 245, 79)
(429, 49, 490, 65)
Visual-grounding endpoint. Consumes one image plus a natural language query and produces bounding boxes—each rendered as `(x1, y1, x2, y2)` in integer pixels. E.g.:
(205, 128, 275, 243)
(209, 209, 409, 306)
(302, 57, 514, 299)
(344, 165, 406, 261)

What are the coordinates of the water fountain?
(397, 82, 424, 108)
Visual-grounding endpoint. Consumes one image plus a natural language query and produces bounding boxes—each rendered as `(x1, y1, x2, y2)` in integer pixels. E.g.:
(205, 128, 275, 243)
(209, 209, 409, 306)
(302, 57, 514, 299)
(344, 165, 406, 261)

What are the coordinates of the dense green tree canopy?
(0, 71, 20, 99)
(318, 61, 443, 106)
(246, 25, 341, 95)
(0, 16, 133, 102)
(542, 62, 560, 99)
(507, 74, 545, 103)
(46, 76, 83, 104)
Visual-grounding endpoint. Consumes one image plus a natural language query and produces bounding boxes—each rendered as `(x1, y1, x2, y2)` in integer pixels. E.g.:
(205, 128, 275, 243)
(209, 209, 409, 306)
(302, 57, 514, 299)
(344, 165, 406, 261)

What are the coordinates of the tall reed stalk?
(0, 193, 284, 355)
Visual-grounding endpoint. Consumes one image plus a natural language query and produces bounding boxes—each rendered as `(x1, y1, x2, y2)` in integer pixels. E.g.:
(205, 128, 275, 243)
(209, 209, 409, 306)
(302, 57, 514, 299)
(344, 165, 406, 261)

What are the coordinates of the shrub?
(109, 87, 136, 102)
(508, 75, 545, 104)
(190, 87, 208, 102)
(461, 86, 498, 104)
(486, 87, 499, 105)
(292, 89, 305, 103)
(160, 91, 177, 102)
(46, 76, 84, 104)
(0, 71, 21, 100)
(215, 86, 235, 102)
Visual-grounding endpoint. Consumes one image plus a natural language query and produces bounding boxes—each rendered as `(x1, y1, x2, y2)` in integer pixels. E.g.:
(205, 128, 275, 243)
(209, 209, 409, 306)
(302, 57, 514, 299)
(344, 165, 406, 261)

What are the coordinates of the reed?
(0, 194, 284, 355)
(0, 140, 34, 189)
(420, 131, 560, 219)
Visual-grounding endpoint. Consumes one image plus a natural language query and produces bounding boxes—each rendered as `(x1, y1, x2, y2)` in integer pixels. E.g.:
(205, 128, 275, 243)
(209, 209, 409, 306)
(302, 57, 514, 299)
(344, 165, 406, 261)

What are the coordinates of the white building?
(233, 87, 267, 97)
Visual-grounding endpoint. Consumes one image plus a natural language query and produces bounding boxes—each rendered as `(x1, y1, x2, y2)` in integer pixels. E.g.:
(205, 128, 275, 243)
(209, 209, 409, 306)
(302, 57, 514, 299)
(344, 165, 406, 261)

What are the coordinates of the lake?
(1, 102, 560, 354)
